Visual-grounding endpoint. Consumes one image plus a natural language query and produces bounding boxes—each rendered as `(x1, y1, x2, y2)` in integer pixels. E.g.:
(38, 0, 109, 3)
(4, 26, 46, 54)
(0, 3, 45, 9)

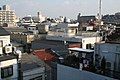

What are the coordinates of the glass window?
(1, 65, 13, 78)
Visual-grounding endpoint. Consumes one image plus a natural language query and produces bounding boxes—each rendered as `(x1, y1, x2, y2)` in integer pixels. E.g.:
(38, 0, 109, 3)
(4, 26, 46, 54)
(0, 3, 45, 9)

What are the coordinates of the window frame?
(1, 65, 13, 79)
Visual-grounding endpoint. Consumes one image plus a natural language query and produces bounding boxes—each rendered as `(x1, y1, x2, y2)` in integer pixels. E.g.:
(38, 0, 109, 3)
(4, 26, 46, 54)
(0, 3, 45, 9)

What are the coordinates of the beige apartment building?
(0, 5, 17, 27)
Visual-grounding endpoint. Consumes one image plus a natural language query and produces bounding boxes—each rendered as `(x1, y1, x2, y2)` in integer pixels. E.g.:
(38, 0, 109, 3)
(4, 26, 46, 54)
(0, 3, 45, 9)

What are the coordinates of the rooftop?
(21, 53, 44, 71)
(0, 54, 17, 61)
(0, 27, 10, 36)
(32, 40, 68, 57)
(32, 49, 59, 62)
(68, 48, 94, 53)
(4, 27, 28, 33)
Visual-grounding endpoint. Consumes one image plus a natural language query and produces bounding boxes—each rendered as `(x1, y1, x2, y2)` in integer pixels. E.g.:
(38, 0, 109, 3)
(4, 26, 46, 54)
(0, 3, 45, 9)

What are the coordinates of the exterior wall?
(95, 43, 120, 72)
(48, 23, 78, 37)
(0, 35, 10, 47)
(0, 59, 18, 80)
(86, 26, 93, 31)
(37, 24, 49, 33)
(23, 67, 45, 80)
(26, 35, 34, 43)
(46, 36, 101, 48)
(27, 27, 39, 34)
(46, 36, 82, 42)
(57, 64, 116, 80)
(82, 37, 101, 49)
(11, 33, 34, 44)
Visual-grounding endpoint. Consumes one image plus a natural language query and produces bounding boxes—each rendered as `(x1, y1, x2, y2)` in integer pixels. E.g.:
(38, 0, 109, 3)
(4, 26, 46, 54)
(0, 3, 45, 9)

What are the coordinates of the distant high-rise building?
(3, 5, 10, 11)
(37, 11, 46, 22)
(0, 5, 18, 27)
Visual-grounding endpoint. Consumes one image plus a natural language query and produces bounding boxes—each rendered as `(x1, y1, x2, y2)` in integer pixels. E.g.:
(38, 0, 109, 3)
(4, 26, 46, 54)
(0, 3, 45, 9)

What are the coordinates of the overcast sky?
(0, 0, 120, 19)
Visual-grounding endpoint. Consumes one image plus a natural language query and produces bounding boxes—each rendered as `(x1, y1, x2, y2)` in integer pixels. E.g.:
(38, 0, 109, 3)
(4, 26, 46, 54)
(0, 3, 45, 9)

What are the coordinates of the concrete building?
(94, 42, 120, 79)
(0, 55, 19, 80)
(0, 27, 19, 80)
(48, 23, 79, 37)
(11, 32, 34, 44)
(21, 54, 45, 80)
(0, 5, 18, 27)
(68, 48, 94, 70)
(46, 22, 101, 49)
(37, 23, 50, 34)
(27, 24, 39, 34)
(54, 16, 65, 23)
(57, 64, 116, 80)
(46, 35, 101, 49)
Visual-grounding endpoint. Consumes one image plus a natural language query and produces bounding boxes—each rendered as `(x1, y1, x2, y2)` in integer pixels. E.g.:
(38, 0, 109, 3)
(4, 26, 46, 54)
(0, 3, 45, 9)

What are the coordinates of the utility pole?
(99, 0, 102, 21)
(98, 0, 102, 31)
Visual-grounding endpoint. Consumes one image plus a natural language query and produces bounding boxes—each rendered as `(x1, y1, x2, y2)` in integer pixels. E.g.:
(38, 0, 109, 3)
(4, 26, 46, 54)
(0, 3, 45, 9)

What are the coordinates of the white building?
(0, 58, 18, 80)
(54, 16, 65, 23)
(27, 24, 39, 34)
(48, 23, 79, 37)
(0, 27, 19, 80)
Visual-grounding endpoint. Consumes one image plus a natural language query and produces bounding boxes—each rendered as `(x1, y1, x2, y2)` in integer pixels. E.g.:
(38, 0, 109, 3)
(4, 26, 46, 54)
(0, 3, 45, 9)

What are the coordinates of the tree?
(101, 56, 106, 74)
(64, 55, 80, 69)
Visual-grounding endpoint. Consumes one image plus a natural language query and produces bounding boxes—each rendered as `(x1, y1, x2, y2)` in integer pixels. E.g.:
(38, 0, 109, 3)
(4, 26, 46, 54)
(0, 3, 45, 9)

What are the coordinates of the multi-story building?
(0, 5, 17, 27)
(0, 27, 19, 80)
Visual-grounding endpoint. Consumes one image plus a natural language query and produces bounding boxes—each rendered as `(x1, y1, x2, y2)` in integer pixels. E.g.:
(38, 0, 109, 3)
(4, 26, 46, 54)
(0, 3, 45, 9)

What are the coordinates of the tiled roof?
(21, 54, 44, 71)
(33, 49, 57, 62)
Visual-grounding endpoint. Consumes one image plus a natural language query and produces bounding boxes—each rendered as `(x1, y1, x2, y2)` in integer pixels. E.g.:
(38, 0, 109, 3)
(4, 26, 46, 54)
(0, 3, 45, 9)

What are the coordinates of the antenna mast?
(98, 0, 102, 30)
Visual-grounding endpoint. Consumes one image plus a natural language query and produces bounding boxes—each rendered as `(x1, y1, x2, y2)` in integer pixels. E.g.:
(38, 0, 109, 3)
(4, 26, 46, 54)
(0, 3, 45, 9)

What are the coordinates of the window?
(86, 44, 92, 49)
(29, 75, 43, 80)
(1, 65, 13, 78)
(0, 40, 3, 47)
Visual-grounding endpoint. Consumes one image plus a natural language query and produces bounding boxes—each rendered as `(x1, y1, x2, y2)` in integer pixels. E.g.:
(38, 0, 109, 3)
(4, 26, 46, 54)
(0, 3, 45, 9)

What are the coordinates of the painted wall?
(0, 35, 10, 47)
(23, 67, 45, 80)
(95, 43, 120, 72)
(57, 64, 116, 80)
(0, 59, 18, 80)
(82, 37, 101, 49)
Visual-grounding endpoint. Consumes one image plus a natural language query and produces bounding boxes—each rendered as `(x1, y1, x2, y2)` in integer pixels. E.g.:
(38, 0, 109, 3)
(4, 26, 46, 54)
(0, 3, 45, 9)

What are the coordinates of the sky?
(0, 0, 120, 19)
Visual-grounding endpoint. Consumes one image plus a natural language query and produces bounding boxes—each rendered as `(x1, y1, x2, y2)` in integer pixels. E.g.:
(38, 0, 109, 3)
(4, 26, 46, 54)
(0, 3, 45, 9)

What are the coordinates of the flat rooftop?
(68, 48, 94, 53)
(0, 54, 17, 61)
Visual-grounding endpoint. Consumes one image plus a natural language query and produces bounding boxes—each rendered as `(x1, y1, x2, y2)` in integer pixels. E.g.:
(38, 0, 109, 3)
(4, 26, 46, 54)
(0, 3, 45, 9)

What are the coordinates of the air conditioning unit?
(0, 47, 3, 55)
(5, 46, 12, 54)
(12, 47, 16, 52)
